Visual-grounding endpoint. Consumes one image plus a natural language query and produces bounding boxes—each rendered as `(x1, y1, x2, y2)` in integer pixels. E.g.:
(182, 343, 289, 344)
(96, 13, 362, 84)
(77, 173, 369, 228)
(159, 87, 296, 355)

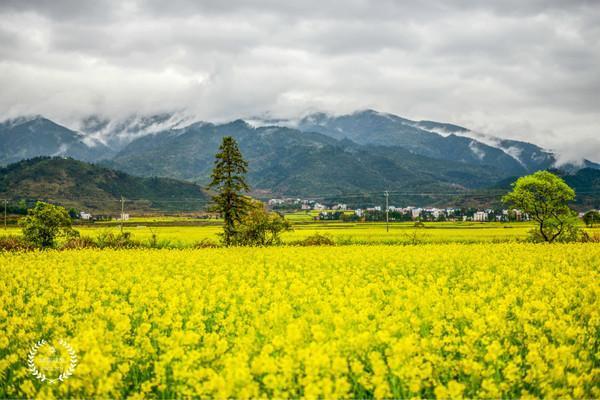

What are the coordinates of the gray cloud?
(0, 0, 598, 161)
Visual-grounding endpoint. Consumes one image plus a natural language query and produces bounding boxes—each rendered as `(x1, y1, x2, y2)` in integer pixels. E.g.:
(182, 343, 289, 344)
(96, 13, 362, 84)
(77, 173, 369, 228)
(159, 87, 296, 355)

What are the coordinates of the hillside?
(0, 157, 209, 213)
(0, 116, 111, 165)
(2, 110, 598, 206)
(105, 120, 511, 201)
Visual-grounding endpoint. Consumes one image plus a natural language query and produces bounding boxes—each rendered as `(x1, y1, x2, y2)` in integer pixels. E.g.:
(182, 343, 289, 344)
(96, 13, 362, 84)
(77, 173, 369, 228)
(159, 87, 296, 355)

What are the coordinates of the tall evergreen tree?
(207, 136, 250, 246)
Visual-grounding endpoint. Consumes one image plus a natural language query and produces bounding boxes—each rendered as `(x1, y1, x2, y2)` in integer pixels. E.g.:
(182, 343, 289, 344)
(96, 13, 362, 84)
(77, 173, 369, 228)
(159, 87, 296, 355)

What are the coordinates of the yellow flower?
(0, 243, 596, 398)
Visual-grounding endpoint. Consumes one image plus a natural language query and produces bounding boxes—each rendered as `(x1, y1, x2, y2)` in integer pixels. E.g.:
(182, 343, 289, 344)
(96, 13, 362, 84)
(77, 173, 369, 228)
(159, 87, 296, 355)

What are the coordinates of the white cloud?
(0, 0, 598, 161)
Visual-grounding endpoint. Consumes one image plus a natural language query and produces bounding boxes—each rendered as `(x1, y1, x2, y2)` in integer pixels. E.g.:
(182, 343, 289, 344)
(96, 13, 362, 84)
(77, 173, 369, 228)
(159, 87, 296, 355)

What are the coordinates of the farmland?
(3, 219, 600, 246)
(1, 244, 598, 398)
(0, 221, 560, 246)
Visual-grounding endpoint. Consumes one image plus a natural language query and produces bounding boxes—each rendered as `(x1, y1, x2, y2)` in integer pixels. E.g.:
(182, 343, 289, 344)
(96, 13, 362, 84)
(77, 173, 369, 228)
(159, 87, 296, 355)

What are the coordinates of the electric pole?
(3, 199, 7, 230)
(120, 196, 125, 233)
(384, 191, 389, 232)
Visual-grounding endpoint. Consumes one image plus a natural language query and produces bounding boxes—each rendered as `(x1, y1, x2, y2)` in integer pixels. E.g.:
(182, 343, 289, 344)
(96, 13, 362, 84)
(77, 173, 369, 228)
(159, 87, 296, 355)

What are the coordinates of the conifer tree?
(207, 136, 250, 246)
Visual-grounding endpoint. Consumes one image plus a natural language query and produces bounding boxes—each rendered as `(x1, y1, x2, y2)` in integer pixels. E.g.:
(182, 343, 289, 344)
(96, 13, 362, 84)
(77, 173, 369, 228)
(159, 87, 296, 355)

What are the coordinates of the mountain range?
(1, 109, 598, 207)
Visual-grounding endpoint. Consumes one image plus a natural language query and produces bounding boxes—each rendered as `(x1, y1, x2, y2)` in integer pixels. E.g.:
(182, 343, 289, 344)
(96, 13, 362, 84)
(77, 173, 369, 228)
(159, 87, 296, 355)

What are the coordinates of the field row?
(0, 222, 547, 246)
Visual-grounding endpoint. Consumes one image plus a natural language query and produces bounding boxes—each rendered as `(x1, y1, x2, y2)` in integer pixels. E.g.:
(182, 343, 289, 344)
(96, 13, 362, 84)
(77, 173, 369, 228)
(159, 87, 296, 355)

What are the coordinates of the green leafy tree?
(207, 136, 251, 246)
(232, 201, 292, 246)
(19, 202, 78, 248)
(583, 210, 600, 228)
(502, 171, 577, 242)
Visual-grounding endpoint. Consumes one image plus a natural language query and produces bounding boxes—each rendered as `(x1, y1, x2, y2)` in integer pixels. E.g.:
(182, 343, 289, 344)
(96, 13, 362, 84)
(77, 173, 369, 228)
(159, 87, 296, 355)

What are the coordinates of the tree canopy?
(502, 171, 576, 242)
(19, 201, 78, 248)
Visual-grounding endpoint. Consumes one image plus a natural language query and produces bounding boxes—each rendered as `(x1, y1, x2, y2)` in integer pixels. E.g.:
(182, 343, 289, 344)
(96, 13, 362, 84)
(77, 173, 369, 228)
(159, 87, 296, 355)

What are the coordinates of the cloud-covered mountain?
(104, 119, 508, 198)
(0, 116, 110, 165)
(76, 113, 197, 149)
(1, 110, 598, 201)
(294, 110, 588, 174)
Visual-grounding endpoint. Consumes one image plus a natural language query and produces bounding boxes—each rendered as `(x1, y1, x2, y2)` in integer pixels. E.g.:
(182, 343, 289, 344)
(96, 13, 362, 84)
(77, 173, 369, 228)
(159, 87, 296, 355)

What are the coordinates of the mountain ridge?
(0, 157, 209, 212)
(1, 110, 598, 203)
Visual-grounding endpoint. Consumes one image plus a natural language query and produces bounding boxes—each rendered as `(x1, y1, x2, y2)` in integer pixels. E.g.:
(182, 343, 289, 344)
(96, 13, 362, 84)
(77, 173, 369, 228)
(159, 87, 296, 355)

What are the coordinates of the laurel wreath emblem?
(27, 339, 78, 384)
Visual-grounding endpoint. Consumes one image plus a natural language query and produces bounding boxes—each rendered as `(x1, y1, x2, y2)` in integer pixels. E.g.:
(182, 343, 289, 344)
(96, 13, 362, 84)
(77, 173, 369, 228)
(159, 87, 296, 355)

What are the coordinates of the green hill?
(0, 157, 209, 213)
(105, 120, 509, 200)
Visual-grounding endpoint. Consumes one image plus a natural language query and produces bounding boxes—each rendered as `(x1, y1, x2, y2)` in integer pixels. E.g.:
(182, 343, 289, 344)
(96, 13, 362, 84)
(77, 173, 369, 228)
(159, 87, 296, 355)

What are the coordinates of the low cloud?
(0, 0, 598, 161)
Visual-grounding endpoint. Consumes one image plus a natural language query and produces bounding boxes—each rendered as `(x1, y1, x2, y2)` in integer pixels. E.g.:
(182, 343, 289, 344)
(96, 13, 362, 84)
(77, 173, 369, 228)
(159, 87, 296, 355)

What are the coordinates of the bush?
(294, 233, 335, 246)
(581, 231, 600, 243)
(582, 210, 600, 228)
(95, 231, 139, 249)
(61, 236, 98, 250)
(19, 202, 79, 248)
(230, 203, 292, 246)
(0, 235, 34, 251)
(193, 238, 220, 248)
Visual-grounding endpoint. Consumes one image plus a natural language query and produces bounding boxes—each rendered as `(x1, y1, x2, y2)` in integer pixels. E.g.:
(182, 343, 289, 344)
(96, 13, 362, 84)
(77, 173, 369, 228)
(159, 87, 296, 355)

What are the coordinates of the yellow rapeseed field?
(0, 244, 598, 398)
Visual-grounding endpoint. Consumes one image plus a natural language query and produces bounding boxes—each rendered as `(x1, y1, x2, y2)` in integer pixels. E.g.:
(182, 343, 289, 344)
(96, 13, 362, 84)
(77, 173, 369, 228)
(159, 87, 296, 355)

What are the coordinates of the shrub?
(581, 231, 600, 243)
(295, 233, 335, 246)
(230, 203, 292, 246)
(61, 236, 98, 250)
(193, 238, 220, 248)
(95, 231, 139, 249)
(0, 235, 34, 251)
(582, 210, 600, 228)
(19, 201, 79, 248)
(404, 228, 425, 245)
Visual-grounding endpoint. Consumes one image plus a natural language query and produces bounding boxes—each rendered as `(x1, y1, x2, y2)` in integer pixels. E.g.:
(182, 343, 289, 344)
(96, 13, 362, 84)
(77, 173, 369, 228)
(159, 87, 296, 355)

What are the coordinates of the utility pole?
(3, 199, 7, 230)
(120, 196, 125, 233)
(384, 191, 389, 232)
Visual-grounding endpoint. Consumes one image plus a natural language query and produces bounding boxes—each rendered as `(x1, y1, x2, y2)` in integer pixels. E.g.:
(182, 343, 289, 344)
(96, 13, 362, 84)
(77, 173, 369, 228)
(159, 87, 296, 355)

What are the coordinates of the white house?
(474, 211, 488, 222)
(313, 203, 326, 211)
(80, 211, 92, 220)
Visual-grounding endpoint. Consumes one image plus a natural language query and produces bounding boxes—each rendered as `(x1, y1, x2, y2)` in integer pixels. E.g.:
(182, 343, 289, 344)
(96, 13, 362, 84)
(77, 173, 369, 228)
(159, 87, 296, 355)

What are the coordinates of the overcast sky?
(0, 0, 598, 161)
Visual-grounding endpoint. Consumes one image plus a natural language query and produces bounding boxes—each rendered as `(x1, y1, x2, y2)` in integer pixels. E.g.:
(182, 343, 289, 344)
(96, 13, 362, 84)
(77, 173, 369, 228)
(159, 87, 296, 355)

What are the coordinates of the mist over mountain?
(0, 116, 110, 165)
(1, 109, 598, 204)
(76, 113, 197, 150)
